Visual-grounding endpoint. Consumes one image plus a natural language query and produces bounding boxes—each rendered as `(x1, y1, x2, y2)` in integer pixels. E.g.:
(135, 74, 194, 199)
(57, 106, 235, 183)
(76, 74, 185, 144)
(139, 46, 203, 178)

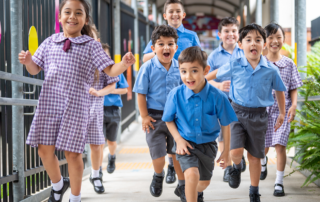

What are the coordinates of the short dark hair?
(218, 17, 240, 32)
(264, 23, 285, 40)
(163, 0, 184, 13)
(178, 46, 207, 69)
(239, 23, 266, 43)
(151, 25, 179, 46)
(101, 43, 110, 51)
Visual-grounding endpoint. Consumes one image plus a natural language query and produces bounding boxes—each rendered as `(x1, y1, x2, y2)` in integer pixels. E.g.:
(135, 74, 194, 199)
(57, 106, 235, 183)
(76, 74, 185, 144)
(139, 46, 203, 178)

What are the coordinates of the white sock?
(261, 157, 267, 172)
(275, 170, 285, 190)
(69, 193, 81, 202)
(51, 176, 63, 201)
(91, 169, 102, 186)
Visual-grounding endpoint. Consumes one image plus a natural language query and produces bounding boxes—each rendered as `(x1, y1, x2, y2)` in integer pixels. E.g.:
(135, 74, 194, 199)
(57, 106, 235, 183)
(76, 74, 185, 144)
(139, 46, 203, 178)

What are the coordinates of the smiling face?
(239, 30, 266, 63)
(59, 0, 88, 38)
(151, 36, 178, 68)
(219, 24, 239, 47)
(179, 61, 210, 94)
(163, 3, 186, 29)
(266, 28, 284, 54)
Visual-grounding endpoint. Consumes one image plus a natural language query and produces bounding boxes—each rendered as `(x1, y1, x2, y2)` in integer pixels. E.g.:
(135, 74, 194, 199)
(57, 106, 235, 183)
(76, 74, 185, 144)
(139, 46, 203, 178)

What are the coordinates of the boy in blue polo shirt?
(133, 25, 186, 201)
(206, 23, 286, 202)
(143, 0, 201, 186)
(163, 46, 238, 202)
(207, 17, 246, 182)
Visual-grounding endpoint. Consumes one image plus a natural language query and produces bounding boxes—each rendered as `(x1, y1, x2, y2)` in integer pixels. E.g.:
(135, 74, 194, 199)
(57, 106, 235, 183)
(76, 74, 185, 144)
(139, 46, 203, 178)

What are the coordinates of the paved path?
(62, 121, 320, 202)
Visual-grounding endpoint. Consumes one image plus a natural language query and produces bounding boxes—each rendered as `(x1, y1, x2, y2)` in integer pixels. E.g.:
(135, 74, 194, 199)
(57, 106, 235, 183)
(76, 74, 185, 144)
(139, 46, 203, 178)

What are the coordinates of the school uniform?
(27, 33, 116, 153)
(162, 81, 238, 180)
(208, 42, 244, 142)
(103, 74, 129, 142)
(86, 73, 119, 145)
(143, 24, 201, 60)
(133, 56, 181, 160)
(264, 56, 303, 147)
(217, 55, 287, 158)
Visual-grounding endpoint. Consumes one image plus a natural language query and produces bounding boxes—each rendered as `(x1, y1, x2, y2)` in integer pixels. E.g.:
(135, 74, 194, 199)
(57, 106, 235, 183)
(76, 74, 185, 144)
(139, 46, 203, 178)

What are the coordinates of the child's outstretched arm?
(18, 50, 41, 75)
(166, 121, 193, 155)
(287, 89, 298, 122)
(205, 69, 218, 81)
(110, 88, 128, 95)
(137, 93, 156, 133)
(208, 80, 231, 92)
(274, 91, 286, 131)
(103, 52, 135, 77)
(89, 82, 116, 97)
(217, 125, 230, 169)
(142, 52, 155, 63)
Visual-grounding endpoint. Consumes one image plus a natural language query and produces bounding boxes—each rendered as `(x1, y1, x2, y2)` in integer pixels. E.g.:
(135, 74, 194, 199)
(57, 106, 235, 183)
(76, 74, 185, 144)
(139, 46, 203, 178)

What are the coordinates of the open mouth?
(67, 22, 78, 26)
(250, 49, 258, 55)
(187, 81, 195, 86)
(163, 53, 170, 57)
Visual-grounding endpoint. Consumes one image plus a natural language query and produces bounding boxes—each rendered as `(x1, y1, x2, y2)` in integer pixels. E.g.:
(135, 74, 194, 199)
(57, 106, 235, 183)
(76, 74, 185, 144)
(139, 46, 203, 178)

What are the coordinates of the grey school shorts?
(218, 98, 232, 142)
(173, 140, 218, 181)
(230, 102, 268, 158)
(103, 106, 121, 142)
(146, 110, 174, 160)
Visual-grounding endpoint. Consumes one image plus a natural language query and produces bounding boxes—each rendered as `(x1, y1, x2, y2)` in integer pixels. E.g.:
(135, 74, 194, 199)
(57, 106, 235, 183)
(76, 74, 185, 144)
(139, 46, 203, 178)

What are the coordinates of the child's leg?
(184, 167, 199, 202)
(152, 156, 166, 173)
(99, 144, 105, 167)
(107, 140, 117, 155)
(171, 154, 184, 180)
(274, 144, 286, 191)
(38, 145, 61, 182)
(230, 148, 244, 165)
(247, 152, 261, 187)
(90, 144, 101, 170)
(64, 151, 84, 196)
(197, 180, 210, 192)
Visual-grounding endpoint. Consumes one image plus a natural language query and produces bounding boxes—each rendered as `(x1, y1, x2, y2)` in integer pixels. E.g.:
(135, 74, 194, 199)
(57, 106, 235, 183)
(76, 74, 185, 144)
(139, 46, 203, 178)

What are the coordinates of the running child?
(18, 0, 135, 201)
(162, 46, 238, 202)
(206, 17, 246, 182)
(206, 23, 287, 202)
(143, 0, 201, 184)
(133, 25, 186, 201)
(260, 23, 303, 197)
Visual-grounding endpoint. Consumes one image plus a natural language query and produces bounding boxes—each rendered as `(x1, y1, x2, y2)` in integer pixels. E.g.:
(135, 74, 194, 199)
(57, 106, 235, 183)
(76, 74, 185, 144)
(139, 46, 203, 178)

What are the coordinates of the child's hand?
(175, 138, 193, 155)
(287, 105, 296, 122)
(121, 52, 136, 68)
(142, 115, 156, 133)
(89, 88, 101, 97)
(218, 81, 231, 92)
(18, 50, 33, 65)
(274, 113, 285, 132)
(216, 150, 230, 169)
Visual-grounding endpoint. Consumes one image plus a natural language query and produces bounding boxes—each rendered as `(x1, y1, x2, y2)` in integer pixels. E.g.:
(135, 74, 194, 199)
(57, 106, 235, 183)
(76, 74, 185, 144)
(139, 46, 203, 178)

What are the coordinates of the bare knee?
(247, 154, 260, 164)
(184, 168, 199, 182)
(275, 145, 286, 154)
(107, 141, 117, 146)
(230, 148, 243, 158)
(64, 151, 82, 160)
(90, 144, 101, 152)
(38, 145, 55, 159)
(198, 180, 210, 188)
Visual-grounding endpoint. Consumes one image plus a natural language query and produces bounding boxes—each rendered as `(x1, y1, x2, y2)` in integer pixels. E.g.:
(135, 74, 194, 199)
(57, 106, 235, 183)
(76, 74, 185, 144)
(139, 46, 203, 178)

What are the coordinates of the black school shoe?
(273, 184, 285, 197)
(165, 164, 176, 184)
(223, 166, 232, 182)
(249, 193, 261, 202)
(107, 155, 116, 174)
(228, 165, 241, 188)
(48, 177, 70, 202)
(198, 192, 204, 202)
(260, 156, 268, 180)
(150, 174, 164, 197)
(89, 174, 105, 194)
(241, 156, 246, 172)
(174, 184, 186, 202)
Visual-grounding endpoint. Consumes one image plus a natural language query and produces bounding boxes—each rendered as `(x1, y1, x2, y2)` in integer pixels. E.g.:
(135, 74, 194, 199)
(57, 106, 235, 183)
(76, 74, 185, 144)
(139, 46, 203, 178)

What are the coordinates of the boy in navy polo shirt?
(206, 24, 287, 202)
(163, 46, 238, 202)
(143, 0, 201, 186)
(207, 17, 246, 182)
(133, 25, 186, 201)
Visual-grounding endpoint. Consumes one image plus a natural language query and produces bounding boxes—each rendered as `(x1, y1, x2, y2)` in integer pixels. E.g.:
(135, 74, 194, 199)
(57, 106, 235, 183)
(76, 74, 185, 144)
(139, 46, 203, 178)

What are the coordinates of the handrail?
(297, 95, 320, 102)
(0, 97, 38, 106)
(0, 71, 43, 86)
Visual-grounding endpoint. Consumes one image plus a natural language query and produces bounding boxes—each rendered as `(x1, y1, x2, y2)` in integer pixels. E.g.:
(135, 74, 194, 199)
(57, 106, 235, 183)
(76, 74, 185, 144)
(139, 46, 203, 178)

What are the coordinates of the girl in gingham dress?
(260, 23, 303, 197)
(18, 0, 135, 201)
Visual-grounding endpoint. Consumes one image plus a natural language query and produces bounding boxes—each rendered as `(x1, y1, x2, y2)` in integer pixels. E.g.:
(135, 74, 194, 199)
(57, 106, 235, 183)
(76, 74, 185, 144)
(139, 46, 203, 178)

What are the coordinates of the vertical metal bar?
(255, 0, 262, 26)
(270, 0, 279, 23)
(245, 0, 251, 25)
(152, 0, 157, 25)
(239, 0, 244, 28)
(144, 0, 150, 42)
(10, 0, 25, 200)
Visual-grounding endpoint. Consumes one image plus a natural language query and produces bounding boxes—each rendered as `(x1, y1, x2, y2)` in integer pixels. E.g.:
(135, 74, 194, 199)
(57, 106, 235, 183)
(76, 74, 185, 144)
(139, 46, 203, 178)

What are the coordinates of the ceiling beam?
(158, 0, 239, 10)
(183, 3, 233, 15)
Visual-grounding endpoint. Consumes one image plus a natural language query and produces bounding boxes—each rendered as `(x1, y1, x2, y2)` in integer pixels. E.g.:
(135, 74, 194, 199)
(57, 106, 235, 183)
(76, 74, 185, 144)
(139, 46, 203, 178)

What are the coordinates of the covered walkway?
(60, 121, 320, 202)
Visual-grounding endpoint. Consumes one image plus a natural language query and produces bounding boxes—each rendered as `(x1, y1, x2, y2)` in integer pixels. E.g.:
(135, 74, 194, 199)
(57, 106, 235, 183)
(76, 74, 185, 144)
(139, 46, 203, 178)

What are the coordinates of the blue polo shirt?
(143, 24, 201, 60)
(217, 55, 287, 108)
(103, 74, 129, 107)
(133, 56, 181, 111)
(162, 81, 237, 144)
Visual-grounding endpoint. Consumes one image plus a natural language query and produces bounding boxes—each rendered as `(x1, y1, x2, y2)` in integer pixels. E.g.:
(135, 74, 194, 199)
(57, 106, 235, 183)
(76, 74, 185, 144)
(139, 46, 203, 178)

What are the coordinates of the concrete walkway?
(62, 121, 320, 202)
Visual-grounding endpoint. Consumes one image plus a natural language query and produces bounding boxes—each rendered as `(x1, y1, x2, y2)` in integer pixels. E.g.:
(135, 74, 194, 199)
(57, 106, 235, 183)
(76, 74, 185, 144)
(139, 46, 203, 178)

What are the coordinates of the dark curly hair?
(239, 23, 266, 43)
(178, 46, 208, 69)
(151, 25, 179, 46)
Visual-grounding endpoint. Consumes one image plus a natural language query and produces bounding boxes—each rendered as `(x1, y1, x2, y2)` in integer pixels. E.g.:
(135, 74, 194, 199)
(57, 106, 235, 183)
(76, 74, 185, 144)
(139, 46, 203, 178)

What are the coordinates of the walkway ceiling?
(156, 0, 242, 18)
